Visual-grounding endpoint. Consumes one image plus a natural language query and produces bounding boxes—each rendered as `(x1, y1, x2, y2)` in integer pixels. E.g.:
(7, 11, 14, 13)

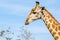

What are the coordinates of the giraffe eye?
(33, 12, 36, 14)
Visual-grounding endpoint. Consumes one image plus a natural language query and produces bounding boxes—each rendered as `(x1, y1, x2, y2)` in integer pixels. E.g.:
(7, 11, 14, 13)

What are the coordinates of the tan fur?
(44, 9, 60, 40)
(25, 2, 60, 40)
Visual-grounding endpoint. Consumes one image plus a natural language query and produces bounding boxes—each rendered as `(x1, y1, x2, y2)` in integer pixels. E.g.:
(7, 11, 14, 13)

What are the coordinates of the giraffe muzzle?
(25, 22, 29, 25)
(25, 18, 30, 25)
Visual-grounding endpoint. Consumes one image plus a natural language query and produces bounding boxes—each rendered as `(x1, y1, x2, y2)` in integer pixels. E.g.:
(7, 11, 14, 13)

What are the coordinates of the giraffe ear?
(41, 7, 45, 10)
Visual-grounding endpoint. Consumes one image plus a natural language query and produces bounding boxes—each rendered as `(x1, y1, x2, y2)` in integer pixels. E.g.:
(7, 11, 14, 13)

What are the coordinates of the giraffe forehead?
(32, 7, 40, 11)
(36, 10, 41, 12)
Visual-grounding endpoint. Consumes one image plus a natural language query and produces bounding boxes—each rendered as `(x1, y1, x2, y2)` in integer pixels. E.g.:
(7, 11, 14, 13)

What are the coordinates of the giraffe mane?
(44, 9, 59, 23)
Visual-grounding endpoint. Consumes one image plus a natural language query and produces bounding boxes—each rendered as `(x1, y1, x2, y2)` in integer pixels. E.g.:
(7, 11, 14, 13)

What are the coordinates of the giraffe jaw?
(25, 18, 32, 25)
(25, 23, 29, 25)
(25, 21, 29, 25)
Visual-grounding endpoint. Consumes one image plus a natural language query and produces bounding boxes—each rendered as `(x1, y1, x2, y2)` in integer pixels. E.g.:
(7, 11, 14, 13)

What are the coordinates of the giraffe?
(25, 1, 60, 40)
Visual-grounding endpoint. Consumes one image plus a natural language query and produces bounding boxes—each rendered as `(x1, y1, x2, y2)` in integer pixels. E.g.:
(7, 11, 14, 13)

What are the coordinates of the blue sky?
(0, 0, 60, 40)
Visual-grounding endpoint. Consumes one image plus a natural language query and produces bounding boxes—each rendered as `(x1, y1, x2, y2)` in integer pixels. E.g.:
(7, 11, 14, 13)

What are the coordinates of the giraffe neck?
(41, 9, 60, 40)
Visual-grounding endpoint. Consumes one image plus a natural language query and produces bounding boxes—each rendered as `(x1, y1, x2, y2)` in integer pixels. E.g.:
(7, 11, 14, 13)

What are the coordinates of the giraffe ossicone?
(25, 1, 60, 40)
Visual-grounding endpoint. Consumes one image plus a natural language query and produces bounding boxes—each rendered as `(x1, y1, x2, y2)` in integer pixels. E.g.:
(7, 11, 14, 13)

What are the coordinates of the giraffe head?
(25, 1, 45, 25)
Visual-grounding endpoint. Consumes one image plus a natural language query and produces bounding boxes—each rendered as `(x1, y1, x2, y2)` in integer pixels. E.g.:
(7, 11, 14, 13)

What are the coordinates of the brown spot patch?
(36, 15, 38, 17)
(45, 23, 47, 26)
(55, 36, 59, 40)
(32, 9, 35, 12)
(52, 31, 56, 36)
(56, 26, 60, 31)
(47, 24, 50, 29)
(47, 16, 50, 18)
(55, 27, 58, 31)
(58, 26, 60, 30)
(58, 32, 60, 36)
(53, 21, 58, 25)
(52, 24, 55, 28)
(36, 13, 39, 17)
(49, 19, 52, 23)
(49, 28, 52, 33)
(45, 21, 48, 24)
(45, 18, 47, 21)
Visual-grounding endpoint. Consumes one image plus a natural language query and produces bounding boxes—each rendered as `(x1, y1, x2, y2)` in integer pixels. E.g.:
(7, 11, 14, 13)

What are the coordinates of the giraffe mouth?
(25, 22, 29, 25)
(25, 18, 30, 25)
